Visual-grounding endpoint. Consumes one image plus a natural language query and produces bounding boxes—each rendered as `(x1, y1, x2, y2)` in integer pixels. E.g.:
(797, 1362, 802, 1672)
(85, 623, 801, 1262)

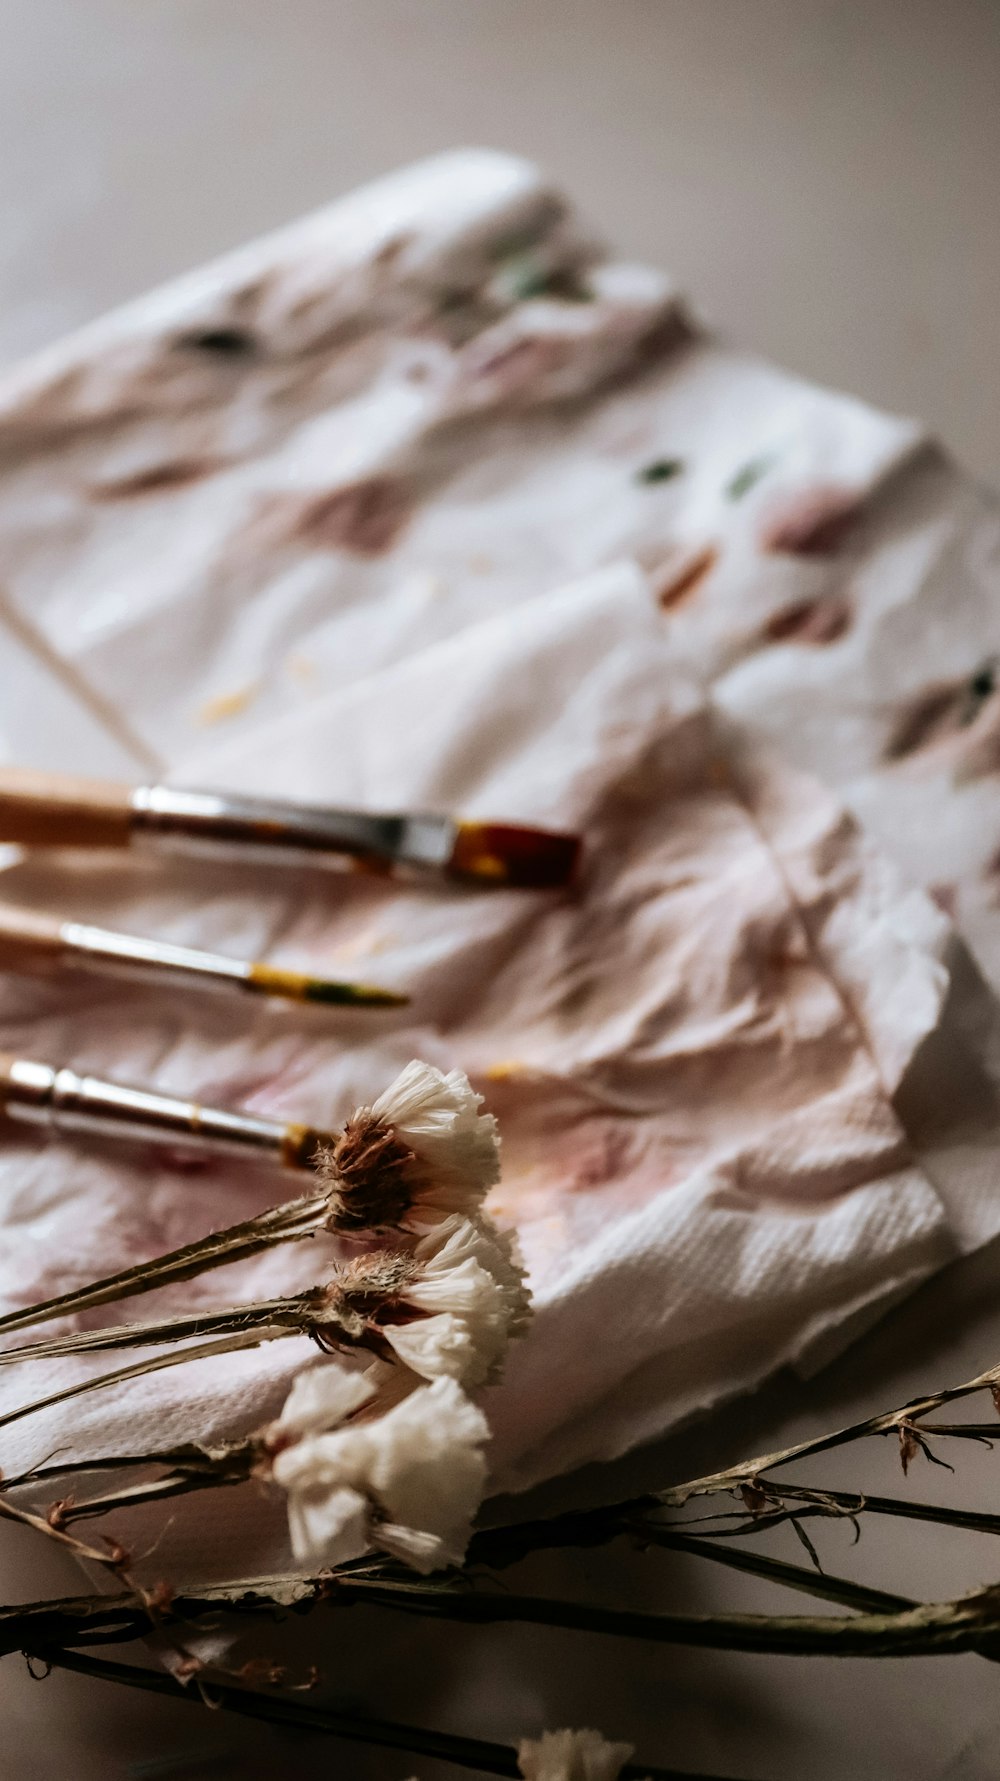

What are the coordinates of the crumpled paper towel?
(0, 150, 999, 1555)
(0, 564, 955, 1531)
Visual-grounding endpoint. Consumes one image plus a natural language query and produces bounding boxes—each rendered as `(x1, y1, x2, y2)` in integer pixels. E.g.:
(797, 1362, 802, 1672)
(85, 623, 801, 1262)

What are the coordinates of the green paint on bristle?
(246, 961, 407, 1007)
(302, 979, 408, 1008)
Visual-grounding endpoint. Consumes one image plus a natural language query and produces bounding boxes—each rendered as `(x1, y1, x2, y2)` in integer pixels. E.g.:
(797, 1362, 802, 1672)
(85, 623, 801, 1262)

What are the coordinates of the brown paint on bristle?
(280, 1123, 334, 1172)
(449, 822, 581, 889)
(320, 1113, 418, 1232)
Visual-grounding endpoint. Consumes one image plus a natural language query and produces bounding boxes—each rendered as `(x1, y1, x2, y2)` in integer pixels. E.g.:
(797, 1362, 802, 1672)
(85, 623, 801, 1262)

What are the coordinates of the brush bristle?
(246, 964, 408, 1007)
(448, 822, 581, 890)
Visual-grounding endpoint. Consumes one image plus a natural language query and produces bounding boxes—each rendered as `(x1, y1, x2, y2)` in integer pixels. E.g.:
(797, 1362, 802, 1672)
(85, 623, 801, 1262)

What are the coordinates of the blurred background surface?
(1, 0, 999, 482)
(3, 6, 1000, 1778)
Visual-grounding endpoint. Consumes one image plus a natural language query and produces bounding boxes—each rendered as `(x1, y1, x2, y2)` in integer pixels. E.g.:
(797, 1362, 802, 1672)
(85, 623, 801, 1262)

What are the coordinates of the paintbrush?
(0, 767, 581, 888)
(0, 1052, 332, 1172)
(0, 902, 407, 1008)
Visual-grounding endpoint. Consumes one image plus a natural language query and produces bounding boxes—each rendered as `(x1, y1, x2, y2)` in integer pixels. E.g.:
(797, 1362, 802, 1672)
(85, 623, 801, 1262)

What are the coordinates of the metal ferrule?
(130, 785, 454, 871)
(1, 1058, 289, 1162)
(60, 922, 250, 994)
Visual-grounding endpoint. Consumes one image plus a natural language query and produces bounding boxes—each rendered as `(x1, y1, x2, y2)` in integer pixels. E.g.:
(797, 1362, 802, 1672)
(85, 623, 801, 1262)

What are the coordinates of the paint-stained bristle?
(448, 822, 581, 890)
(246, 963, 408, 1007)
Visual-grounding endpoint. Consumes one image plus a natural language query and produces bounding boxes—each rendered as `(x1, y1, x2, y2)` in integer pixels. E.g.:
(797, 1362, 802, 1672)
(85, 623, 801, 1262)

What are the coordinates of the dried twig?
(39, 1648, 715, 1781)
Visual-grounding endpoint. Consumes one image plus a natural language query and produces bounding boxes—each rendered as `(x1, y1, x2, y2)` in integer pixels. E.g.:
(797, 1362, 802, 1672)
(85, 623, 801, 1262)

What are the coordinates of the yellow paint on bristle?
(454, 839, 509, 882)
(247, 962, 314, 1001)
(476, 856, 508, 881)
(197, 682, 260, 726)
(281, 1121, 330, 1171)
(246, 962, 408, 1007)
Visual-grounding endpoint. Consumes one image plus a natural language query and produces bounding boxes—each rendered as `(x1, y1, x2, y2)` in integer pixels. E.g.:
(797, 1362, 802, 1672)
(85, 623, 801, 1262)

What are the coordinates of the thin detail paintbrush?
(0, 1052, 333, 1172)
(0, 902, 407, 1008)
(0, 767, 581, 889)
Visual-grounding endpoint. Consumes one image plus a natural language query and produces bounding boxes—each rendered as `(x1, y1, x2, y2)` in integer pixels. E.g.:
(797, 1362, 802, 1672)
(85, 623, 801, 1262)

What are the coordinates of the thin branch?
(0, 1494, 118, 1570)
(54, 1458, 255, 1526)
(7, 1569, 1000, 1662)
(337, 1575, 1000, 1657)
(0, 1330, 290, 1432)
(467, 1506, 911, 1613)
(632, 1529, 914, 1616)
(1, 1443, 244, 1490)
(0, 1295, 325, 1366)
(913, 1423, 997, 1444)
(34, 1649, 738, 1781)
(656, 1362, 1000, 1508)
(735, 1483, 1000, 1540)
(0, 1194, 329, 1338)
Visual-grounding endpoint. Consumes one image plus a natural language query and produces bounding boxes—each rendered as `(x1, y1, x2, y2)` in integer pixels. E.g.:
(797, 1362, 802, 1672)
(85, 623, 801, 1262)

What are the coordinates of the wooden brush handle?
(0, 904, 64, 971)
(0, 767, 134, 848)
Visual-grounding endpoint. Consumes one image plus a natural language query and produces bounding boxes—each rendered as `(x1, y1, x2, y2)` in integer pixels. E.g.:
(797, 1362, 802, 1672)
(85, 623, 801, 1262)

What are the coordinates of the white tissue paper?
(0, 152, 999, 1573)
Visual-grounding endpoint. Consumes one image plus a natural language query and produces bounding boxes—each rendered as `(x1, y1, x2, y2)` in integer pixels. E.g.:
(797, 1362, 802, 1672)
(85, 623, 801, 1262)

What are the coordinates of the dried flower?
(321, 1061, 501, 1232)
(0, 1061, 503, 1342)
(518, 1728, 639, 1781)
(374, 1214, 530, 1387)
(267, 1357, 381, 1446)
(270, 1369, 488, 1573)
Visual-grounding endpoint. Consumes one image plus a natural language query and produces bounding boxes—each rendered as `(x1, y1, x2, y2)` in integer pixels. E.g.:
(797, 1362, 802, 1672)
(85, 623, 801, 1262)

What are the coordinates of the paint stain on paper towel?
(886, 662, 997, 761)
(759, 484, 862, 556)
(763, 596, 852, 646)
(245, 477, 415, 559)
(656, 545, 719, 611)
(197, 682, 260, 726)
(89, 457, 223, 499)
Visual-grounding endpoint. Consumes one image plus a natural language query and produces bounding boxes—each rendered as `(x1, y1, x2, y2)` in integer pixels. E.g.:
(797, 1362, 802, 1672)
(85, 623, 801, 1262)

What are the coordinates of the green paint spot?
(726, 452, 777, 500)
(959, 660, 997, 726)
(636, 457, 684, 485)
(488, 227, 544, 263)
(492, 253, 594, 306)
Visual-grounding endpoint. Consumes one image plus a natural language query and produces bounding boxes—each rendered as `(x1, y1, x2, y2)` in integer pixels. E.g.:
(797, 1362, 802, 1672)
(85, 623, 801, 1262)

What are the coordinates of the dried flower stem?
(3, 1565, 1000, 1664)
(0, 1193, 330, 1339)
(655, 1363, 1000, 1510)
(0, 1330, 280, 1432)
(0, 1060, 505, 1343)
(36, 1648, 702, 1781)
(0, 1290, 334, 1367)
(682, 1481, 1000, 1543)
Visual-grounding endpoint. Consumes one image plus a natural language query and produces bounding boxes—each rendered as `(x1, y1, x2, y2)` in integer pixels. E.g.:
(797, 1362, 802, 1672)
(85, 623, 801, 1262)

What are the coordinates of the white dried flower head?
(371, 1060, 501, 1207)
(381, 1214, 531, 1387)
(518, 1728, 637, 1781)
(268, 1359, 380, 1444)
(270, 1372, 488, 1574)
(322, 1061, 501, 1233)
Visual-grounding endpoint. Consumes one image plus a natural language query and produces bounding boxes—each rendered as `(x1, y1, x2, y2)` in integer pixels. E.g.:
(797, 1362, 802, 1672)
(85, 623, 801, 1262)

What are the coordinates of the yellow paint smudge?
(329, 925, 396, 965)
(485, 1059, 526, 1082)
(197, 682, 260, 726)
(286, 652, 320, 688)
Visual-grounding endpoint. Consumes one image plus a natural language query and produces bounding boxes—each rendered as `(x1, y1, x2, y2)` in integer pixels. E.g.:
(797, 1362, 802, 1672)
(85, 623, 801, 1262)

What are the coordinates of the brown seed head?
(322, 1249, 420, 1339)
(319, 1113, 418, 1232)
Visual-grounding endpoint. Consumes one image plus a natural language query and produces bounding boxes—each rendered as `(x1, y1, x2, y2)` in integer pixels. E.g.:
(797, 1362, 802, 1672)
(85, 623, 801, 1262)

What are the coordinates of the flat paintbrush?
(0, 1052, 333, 1172)
(0, 767, 581, 888)
(0, 902, 407, 1008)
